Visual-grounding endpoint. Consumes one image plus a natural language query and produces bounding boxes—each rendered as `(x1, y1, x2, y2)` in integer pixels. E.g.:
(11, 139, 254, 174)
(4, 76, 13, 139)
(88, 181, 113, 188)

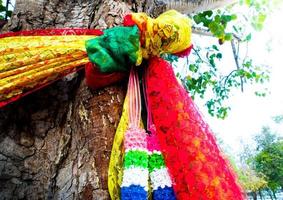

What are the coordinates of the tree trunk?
(252, 192, 257, 200)
(272, 190, 277, 199)
(0, 0, 233, 199)
(258, 190, 263, 200)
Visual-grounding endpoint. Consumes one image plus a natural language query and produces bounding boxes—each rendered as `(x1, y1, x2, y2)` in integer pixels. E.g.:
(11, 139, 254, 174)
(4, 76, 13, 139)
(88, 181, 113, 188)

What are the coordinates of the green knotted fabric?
(85, 25, 141, 73)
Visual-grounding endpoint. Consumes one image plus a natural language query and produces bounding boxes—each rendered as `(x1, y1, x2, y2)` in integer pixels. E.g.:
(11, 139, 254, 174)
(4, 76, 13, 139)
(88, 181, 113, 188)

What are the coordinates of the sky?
(191, 4, 283, 156)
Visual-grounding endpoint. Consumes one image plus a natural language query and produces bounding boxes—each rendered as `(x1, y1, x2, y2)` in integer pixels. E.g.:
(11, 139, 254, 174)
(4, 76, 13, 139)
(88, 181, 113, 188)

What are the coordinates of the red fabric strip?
(85, 63, 127, 90)
(0, 28, 103, 38)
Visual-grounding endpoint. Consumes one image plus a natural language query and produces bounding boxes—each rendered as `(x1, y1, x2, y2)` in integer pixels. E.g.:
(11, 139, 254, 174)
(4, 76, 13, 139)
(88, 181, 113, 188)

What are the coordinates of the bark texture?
(0, 0, 231, 199)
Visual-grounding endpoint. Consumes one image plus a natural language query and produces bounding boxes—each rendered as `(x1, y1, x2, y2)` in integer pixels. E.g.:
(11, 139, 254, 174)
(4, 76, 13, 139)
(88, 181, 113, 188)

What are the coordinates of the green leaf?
(0, 5, 6, 12)
(189, 64, 198, 73)
(216, 53, 222, 59)
(245, 33, 252, 41)
(193, 15, 202, 24)
(212, 45, 219, 51)
(245, 0, 252, 6)
(203, 10, 213, 18)
(221, 15, 232, 23)
(6, 10, 12, 17)
(231, 14, 237, 20)
(224, 33, 233, 41)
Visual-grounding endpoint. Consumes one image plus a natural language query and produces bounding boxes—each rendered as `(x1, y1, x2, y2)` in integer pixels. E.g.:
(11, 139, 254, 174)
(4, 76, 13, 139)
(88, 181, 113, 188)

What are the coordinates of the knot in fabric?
(85, 26, 142, 73)
(85, 10, 192, 73)
(127, 10, 192, 59)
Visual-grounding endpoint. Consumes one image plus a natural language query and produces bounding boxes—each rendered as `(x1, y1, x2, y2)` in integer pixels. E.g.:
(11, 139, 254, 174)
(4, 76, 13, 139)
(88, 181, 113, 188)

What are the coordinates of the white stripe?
(148, 150, 162, 155)
(150, 167, 173, 190)
(121, 167, 149, 190)
(125, 148, 149, 153)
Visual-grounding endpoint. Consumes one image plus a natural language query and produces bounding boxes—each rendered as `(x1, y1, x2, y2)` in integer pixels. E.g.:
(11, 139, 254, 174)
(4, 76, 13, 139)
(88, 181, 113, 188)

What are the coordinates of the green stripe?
(149, 153, 166, 173)
(124, 150, 148, 169)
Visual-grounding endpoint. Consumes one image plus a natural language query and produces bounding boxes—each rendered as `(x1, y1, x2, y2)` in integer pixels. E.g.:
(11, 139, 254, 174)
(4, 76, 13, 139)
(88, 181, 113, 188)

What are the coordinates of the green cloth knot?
(85, 26, 140, 73)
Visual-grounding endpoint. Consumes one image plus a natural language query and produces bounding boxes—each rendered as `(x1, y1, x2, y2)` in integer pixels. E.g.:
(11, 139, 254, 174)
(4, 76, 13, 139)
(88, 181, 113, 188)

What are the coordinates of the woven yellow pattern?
(0, 35, 95, 102)
(131, 10, 192, 59)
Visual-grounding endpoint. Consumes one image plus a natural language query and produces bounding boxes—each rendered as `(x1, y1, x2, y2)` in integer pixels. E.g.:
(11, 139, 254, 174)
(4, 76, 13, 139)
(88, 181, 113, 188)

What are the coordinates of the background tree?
(237, 166, 267, 200)
(237, 118, 283, 199)
(252, 128, 283, 198)
(0, 0, 12, 28)
(0, 0, 242, 199)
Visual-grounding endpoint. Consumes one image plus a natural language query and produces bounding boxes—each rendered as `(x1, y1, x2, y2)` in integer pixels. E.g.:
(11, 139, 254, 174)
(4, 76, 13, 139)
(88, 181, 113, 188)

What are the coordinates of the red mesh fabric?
(146, 57, 245, 200)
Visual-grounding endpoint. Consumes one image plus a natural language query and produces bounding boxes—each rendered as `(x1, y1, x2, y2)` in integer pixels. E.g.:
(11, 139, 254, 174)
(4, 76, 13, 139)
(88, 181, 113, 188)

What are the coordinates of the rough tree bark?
(0, 0, 234, 199)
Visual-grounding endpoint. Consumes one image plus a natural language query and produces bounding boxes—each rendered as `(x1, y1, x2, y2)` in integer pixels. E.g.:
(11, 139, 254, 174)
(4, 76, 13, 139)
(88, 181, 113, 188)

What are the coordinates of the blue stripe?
(121, 185, 147, 200)
(153, 186, 176, 200)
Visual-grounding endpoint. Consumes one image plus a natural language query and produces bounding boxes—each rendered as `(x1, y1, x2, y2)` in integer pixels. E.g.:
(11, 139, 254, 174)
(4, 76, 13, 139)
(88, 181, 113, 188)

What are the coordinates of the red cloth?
(174, 45, 193, 58)
(146, 57, 245, 200)
(85, 63, 127, 90)
(0, 28, 103, 38)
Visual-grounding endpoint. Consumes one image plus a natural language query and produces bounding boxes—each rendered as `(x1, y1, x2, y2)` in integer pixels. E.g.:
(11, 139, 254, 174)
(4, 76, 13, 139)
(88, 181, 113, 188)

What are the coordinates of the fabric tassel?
(121, 69, 149, 200)
(146, 57, 245, 200)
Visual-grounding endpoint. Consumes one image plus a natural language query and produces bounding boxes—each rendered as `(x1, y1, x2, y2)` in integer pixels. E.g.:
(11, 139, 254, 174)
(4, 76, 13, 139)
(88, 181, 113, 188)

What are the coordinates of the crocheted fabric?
(121, 127, 149, 198)
(147, 129, 176, 200)
(146, 57, 244, 200)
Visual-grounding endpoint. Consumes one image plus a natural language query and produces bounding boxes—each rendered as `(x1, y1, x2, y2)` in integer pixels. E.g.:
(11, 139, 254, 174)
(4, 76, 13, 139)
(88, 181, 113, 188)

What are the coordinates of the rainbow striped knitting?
(121, 127, 149, 199)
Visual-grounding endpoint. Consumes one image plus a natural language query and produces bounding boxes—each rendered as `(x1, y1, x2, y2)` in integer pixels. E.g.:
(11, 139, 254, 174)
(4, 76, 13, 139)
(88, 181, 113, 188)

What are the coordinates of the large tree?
(0, 0, 234, 199)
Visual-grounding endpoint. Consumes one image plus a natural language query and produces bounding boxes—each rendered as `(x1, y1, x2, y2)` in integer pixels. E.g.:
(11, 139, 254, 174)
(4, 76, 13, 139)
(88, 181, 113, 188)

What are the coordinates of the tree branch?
(164, 0, 237, 14)
(192, 26, 242, 41)
(192, 47, 212, 67)
(231, 39, 244, 92)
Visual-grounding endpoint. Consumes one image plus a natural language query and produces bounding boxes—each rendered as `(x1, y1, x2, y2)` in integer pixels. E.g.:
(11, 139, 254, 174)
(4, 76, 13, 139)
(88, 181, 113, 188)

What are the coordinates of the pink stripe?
(147, 130, 161, 152)
(124, 127, 147, 150)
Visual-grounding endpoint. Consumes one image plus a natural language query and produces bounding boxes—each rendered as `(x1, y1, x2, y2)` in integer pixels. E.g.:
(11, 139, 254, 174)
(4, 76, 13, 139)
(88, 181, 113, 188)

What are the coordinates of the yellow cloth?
(131, 10, 192, 59)
(108, 96, 129, 200)
(0, 35, 95, 102)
